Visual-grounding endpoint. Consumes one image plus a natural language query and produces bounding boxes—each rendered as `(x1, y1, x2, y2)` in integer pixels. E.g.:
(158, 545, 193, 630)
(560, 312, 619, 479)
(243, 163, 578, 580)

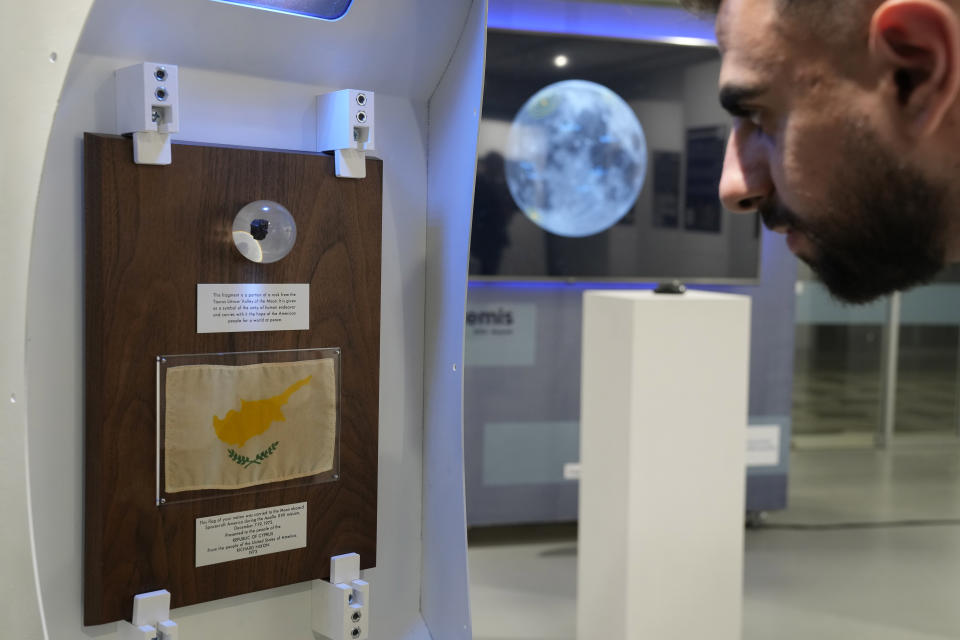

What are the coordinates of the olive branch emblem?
(227, 441, 279, 468)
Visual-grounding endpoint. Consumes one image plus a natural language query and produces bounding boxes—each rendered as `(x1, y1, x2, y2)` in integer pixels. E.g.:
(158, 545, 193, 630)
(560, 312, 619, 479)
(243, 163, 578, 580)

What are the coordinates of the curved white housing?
(2, 0, 486, 637)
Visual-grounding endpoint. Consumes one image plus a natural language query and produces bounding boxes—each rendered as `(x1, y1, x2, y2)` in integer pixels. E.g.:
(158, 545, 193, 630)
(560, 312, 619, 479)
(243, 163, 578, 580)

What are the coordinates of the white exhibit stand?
(578, 290, 750, 640)
(6, 0, 485, 637)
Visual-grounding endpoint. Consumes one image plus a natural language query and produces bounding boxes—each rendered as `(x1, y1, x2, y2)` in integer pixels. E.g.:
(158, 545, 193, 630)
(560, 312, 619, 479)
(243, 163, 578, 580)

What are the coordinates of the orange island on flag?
(164, 359, 337, 493)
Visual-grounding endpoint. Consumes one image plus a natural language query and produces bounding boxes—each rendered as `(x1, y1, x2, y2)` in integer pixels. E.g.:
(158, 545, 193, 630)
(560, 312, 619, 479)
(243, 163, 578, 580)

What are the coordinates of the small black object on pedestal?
(654, 280, 687, 295)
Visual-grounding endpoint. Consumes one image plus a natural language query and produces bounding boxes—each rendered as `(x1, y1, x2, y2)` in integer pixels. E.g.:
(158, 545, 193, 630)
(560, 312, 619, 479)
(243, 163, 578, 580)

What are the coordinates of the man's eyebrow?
(718, 85, 766, 117)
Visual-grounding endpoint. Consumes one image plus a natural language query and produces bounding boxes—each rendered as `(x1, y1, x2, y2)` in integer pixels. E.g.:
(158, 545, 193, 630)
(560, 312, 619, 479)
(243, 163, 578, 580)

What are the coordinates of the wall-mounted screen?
(471, 29, 761, 283)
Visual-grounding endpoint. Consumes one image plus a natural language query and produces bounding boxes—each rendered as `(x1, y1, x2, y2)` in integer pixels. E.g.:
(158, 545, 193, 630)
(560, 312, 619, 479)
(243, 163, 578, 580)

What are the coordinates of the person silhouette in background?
(471, 152, 517, 275)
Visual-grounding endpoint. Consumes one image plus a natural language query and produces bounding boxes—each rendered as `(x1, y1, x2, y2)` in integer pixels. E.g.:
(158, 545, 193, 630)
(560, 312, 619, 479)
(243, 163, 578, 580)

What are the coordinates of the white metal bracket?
(117, 589, 179, 640)
(334, 149, 367, 180)
(317, 90, 375, 179)
(312, 553, 370, 640)
(116, 62, 180, 165)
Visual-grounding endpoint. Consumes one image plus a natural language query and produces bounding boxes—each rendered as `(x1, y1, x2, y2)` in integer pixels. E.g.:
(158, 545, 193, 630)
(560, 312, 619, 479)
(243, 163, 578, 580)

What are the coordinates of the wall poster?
(684, 125, 727, 233)
(652, 150, 681, 229)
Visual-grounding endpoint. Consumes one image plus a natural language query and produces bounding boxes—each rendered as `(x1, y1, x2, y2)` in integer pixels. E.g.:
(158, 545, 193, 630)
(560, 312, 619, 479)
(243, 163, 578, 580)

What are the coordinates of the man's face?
(716, 0, 948, 303)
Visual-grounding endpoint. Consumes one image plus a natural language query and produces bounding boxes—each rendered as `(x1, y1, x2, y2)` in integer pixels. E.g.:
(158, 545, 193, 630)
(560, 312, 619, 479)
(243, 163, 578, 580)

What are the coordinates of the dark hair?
(679, 0, 814, 15)
(679, 0, 876, 49)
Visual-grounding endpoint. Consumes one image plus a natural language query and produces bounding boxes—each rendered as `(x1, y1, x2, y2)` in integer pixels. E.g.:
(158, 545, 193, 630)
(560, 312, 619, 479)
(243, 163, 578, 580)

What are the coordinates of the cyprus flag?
(164, 359, 337, 492)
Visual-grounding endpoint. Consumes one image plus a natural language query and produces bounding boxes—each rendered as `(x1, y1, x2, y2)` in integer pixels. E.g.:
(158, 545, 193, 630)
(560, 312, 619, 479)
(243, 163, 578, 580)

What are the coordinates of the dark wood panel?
(83, 134, 380, 625)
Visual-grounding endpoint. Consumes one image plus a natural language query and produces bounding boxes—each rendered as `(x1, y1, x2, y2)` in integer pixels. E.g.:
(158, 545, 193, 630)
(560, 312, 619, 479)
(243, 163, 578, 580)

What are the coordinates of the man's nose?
(718, 129, 772, 213)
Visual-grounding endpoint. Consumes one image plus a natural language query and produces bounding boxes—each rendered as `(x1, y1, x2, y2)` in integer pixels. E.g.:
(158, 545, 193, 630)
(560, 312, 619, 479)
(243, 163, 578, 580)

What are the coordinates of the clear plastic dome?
(232, 200, 297, 264)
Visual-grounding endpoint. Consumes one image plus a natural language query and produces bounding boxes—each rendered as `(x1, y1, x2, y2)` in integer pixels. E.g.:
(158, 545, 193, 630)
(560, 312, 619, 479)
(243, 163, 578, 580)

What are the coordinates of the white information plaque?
(195, 502, 307, 567)
(197, 283, 309, 333)
(464, 303, 537, 367)
(746, 425, 781, 467)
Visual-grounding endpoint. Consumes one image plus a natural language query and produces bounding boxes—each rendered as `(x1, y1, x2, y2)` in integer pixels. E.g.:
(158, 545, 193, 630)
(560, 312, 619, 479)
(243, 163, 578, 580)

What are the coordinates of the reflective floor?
(792, 363, 959, 436)
(792, 326, 959, 436)
(469, 439, 960, 640)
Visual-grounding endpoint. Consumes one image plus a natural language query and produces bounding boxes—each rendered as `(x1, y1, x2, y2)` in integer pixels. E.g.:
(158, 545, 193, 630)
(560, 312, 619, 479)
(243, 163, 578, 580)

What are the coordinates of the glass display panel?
(472, 29, 761, 282)
(157, 348, 341, 505)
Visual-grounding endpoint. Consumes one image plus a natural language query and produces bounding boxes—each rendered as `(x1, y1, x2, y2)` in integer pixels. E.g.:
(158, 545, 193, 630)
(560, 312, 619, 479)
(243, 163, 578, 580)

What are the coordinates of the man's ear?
(869, 0, 960, 138)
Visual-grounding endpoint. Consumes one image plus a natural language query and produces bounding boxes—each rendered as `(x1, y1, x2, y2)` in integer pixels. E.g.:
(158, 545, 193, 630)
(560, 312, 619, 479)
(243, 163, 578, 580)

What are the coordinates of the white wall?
(682, 59, 724, 130)
(477, 119, 510, 158)
(1, 2, 97, 638)
(683, 58, 758, 276)
(609, 98, 685, 274)
(422, 1, 487, 636)
(15, 0, 482, 637)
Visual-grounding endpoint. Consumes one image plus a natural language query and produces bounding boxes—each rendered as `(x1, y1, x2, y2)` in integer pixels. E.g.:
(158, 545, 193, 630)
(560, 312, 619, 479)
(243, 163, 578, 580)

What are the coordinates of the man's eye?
(737, 107, 763, 130)
(742, 110, 773, 138)
(730, 106, 765, 132)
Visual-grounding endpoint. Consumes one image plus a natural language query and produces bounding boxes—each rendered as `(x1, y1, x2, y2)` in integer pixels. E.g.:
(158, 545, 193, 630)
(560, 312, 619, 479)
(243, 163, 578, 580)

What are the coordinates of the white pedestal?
(577, 290, 750, 640)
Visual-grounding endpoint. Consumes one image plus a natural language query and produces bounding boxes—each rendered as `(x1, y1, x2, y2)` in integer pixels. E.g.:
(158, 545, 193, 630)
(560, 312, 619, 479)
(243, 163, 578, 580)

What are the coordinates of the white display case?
(2, 0, 486, 637)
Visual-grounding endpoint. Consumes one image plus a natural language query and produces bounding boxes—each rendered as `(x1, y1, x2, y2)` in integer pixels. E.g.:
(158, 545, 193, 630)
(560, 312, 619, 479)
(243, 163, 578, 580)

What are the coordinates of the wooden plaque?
(83, 134, 380, 625)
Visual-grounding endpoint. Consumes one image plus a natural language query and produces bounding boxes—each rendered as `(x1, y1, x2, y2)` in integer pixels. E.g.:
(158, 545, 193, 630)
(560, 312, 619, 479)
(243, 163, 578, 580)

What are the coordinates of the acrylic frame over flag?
(157, 348, 342, 506)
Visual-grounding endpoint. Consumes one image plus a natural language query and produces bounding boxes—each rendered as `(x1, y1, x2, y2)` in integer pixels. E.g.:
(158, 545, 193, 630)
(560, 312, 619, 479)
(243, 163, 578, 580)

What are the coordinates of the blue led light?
(469, 280, 660, 291)
(487, 0, 715, 45)
(210, 0, 353, 21)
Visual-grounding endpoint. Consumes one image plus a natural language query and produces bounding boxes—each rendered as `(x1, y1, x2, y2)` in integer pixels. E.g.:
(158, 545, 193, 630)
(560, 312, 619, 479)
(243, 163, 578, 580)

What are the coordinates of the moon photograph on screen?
(505, 79, 648, 238)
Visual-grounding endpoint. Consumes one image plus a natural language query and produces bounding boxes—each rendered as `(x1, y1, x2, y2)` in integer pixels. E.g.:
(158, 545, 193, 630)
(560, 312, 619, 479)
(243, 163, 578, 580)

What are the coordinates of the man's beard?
(759, 130, 948, 304)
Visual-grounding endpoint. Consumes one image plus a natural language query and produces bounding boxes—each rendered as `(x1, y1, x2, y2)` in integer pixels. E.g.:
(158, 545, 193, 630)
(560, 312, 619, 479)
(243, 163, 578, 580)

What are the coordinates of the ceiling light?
(553, 55, 569, 68)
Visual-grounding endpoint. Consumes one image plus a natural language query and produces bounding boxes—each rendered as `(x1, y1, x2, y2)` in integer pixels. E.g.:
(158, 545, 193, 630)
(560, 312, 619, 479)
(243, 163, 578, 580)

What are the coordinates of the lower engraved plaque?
(157, 348, 341, 505)
(196, 502, 308, 567)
